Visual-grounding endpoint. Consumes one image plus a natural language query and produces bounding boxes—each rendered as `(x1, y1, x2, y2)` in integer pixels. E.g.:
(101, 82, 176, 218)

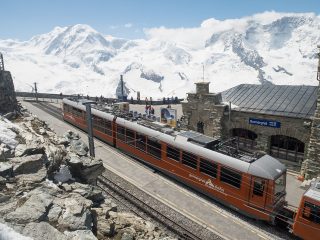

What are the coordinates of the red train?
(62, 98, 320, 240)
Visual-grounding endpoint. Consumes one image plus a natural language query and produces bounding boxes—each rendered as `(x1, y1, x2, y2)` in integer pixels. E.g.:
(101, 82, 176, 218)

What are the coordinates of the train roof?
(304, 178, 320, 202)
(63, 98, 286, 180)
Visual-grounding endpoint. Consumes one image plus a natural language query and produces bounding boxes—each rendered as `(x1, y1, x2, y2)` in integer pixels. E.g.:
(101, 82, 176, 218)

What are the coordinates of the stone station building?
(181, 49, 320, 179)
(182, 81, 319, 178)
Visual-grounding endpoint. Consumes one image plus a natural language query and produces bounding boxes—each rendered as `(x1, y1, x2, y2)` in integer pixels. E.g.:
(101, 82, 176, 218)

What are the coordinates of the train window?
(253, 178, 265, 196)
(302, 202, 320, 224)
(200, 158, 217, 178)
(136, 133, 146, 151)
(117, 126, 125, 141)
(220, 167, 242, 189)
(147, 138, 161, 159)
(104, 120, 112, 136)
(63, 104, 70, 112)
(167, 146, 180, 162)
(182, 152, 197, 169)
(126, 129, 135, 146)
(93, 116, 104, 132)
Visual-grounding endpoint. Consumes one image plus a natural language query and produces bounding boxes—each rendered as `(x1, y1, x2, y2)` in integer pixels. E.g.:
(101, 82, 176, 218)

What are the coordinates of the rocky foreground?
(0, 110, 176, 240)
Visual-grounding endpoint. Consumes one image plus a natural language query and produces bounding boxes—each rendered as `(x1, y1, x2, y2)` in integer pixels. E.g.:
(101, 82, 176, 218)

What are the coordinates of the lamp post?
(82, 100, 96, 157)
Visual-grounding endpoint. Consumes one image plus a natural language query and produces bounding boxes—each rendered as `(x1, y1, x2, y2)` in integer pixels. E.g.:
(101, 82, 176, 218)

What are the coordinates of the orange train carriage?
(62, 98, 320, 239)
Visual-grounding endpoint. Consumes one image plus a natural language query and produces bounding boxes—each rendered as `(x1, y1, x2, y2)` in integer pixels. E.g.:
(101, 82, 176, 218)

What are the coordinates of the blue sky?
(1, 0, 319, 40)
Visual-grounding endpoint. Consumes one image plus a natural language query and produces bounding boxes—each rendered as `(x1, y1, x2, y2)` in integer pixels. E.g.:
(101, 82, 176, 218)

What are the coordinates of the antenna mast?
(202, 63, 204, 82)
(0, 53, 4, 71)
(317, 45, 320, 81)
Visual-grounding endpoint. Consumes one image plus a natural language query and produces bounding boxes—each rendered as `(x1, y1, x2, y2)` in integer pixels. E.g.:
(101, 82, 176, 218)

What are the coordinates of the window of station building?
(104, 120, 112, 136)
(136, 133, 146, 151)
(302, 201, 320, 224)
(167, 146, 180, 162)
(147, 138, 161, 159)
(182, 151, 197, 169)
(220, 167, 242, 189)
(117, 126, 125, 141)
(270, 135, 304, 162)
(126, 128, 135, 146)
(200, 158, 217, 178)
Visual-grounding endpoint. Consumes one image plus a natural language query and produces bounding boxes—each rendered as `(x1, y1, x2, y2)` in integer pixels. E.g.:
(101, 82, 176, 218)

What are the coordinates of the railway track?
(97, 170, 222, 240)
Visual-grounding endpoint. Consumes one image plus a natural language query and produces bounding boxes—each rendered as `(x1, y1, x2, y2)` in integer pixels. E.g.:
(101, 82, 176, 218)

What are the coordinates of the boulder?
(14, 144, 45, 157)
(0, 162, 13, 178)
(64, 230, 98, 240)
(57, 194, 93, 231)
(15, 167, 47, 185)
(0, 200, 17, 216)
(120, 228, 136, 240)
(64, 131, 80, 141)
(67, 156, 105, 184)
(48, 204, 62, 224)
(22, 222, 67, 240)
(0, 192, 10, 203)
(61, 182, 104, 204)
(5, 193, 53, 224)
(0, 143, 14, 161)
(46, 145, 67, 178)
(70, 139, 88, 156)
(91, 207, 115, 238)
(11, 154, 45, 175)
(54, 165, 73, 183)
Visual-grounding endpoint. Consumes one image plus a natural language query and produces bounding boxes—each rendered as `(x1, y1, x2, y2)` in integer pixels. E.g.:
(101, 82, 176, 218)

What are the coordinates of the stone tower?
(301, 46, 320, 179)
(181, 82, 226, 137)
(0, 53, 18, 114)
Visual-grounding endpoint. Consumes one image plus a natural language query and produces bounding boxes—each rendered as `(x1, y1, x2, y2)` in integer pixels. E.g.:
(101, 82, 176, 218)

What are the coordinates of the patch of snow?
(0, 223, 33, 240)
(0, 118, 19, 149)
(54, 165, 73, 183)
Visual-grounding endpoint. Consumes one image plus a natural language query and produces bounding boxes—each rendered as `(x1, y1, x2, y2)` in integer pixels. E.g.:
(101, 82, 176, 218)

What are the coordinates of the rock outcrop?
(0, 112, 176, 239)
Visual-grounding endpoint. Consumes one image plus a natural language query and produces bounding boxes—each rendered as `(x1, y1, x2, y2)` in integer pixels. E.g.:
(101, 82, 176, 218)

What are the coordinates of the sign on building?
(160, 108, 177, 127)
(249, 118, 281, 128)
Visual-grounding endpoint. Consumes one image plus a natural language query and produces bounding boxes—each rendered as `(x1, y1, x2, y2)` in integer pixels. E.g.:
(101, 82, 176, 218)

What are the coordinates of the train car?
(62, 98, 286, 223)
(292, 179, 320, 240)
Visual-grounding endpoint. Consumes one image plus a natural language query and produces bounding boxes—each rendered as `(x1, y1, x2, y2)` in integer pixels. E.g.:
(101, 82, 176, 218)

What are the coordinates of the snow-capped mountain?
(0, 12, 319, 99)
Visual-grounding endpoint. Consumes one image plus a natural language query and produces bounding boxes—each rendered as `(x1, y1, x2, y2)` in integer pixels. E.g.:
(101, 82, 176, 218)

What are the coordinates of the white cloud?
(110, 25, 118, 30)
(124, 23, 133, 28)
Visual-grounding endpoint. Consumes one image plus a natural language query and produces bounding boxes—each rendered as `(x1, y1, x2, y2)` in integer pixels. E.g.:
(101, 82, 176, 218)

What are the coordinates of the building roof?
(222, 84, 318, 119)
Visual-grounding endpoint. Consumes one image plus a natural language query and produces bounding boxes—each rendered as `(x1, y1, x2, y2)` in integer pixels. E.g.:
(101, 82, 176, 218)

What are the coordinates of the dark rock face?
(67, 155, 105, 185)
(0, 70, 18, 115)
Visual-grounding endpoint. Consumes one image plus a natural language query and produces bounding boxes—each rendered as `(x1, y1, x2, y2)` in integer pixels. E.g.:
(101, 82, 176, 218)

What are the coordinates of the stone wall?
(0, 70, 17, 114)
(222, 110, 311, 170)
(302, 86, 320, 179)
(182, 82, 226, 138)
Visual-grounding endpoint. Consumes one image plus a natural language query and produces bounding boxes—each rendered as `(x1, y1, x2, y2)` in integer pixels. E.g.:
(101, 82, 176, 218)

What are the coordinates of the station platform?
(20, 100, 303, 240)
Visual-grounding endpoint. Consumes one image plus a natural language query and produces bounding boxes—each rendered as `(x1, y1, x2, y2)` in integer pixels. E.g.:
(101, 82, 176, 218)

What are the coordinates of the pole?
(34, 82, 38, 102)
(317, 45, 320, 81)
(229, 101, 231, 137)
(120, 75, 124, 102)
(85, 103, 95, 157)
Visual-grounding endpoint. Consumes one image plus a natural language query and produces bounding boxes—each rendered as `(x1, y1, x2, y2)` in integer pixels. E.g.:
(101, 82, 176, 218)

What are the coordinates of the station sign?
(249, 118, 281, 128)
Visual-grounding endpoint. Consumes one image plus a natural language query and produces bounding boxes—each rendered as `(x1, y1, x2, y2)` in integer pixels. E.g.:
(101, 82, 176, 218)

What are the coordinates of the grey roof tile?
(221, 84, 318, 119)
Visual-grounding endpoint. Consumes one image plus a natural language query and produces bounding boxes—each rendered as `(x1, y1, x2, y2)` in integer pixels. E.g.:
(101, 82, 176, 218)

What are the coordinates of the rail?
(97, 173, 208, 240)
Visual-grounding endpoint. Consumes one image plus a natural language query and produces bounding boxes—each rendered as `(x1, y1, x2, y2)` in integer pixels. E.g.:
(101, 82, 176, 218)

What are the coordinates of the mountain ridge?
(0, 11, 319, 99)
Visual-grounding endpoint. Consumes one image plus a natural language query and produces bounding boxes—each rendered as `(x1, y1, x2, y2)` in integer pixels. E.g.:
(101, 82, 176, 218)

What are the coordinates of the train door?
(249, 177, 266, 208)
